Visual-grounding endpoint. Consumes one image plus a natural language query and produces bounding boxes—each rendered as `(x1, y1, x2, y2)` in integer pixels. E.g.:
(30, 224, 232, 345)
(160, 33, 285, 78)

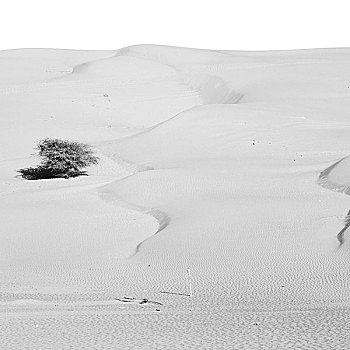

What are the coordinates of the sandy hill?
(1, 45, 350, 349)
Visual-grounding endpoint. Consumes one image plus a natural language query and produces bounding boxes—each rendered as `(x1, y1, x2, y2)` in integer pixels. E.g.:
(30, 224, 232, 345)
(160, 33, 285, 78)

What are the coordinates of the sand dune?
(319, 156, 350, 194)
(0, 48, 114, 87)
(2, 45, 350, 349)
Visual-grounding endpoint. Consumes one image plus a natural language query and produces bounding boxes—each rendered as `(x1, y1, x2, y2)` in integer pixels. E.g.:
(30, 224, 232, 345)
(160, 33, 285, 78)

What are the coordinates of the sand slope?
(2, 45, 350, 349)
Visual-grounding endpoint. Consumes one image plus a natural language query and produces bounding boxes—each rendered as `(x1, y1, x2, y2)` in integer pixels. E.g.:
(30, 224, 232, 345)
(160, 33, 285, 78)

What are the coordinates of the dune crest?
(98, 178, 170, 257)
(116, 44, 242, 105)
(318, 156, 350, 194)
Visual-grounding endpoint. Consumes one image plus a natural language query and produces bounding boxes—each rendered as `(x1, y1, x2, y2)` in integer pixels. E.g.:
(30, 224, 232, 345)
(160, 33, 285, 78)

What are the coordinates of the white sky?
(1, 0, 350, 51)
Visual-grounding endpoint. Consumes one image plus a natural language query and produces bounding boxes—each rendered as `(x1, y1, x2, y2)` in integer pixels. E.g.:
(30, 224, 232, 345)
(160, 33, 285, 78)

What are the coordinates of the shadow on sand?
(337, 209, 350, 246)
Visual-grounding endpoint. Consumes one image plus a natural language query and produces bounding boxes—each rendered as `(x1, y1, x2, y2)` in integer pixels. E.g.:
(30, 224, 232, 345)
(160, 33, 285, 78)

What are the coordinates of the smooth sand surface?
(2, 45, 350, 349)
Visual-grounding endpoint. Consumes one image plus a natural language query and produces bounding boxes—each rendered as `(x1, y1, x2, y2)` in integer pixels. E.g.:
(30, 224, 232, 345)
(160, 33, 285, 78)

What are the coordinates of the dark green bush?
(19, 138, 98, 180)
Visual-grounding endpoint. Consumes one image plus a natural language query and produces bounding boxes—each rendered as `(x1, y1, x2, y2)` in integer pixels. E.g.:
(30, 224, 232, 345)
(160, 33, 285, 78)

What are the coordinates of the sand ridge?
(2, 45, 350, 349)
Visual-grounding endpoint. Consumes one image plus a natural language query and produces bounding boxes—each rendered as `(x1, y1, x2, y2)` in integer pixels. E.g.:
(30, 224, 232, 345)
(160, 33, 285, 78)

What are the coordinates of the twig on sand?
(160, 291, 191, 297)
(114, 298, 134, 303)
(187, 268, 193, 297)
(114, 297, 163, 305)
(139, 298, 163, 305)
(160, 267, 193, 298)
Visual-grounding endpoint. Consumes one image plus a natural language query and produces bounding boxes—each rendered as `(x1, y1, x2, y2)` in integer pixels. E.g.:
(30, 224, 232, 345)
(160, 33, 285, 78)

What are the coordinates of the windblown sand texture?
(1, 45, 350, 349)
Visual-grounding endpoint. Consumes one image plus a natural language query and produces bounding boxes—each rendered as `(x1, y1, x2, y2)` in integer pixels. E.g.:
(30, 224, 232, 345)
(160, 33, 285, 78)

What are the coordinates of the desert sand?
(1, 45, 350, 349)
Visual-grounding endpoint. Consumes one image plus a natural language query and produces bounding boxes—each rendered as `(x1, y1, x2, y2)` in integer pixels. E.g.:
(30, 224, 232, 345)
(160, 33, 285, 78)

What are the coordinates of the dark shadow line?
(336, 209, 350, 247)
(131, 210, 171, 258)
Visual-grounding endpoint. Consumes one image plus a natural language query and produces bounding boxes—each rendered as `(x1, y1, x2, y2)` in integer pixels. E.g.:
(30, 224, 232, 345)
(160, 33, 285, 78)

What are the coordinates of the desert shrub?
(19, 138, 99, 180)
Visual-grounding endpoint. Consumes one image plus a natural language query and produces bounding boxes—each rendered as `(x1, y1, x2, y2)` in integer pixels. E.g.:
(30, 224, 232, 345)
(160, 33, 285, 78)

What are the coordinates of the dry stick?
(186, 268, 193, 297)
(160, 268, 193, 298)
(160, 291, 190, 297)
(187, 267, 194, 312)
